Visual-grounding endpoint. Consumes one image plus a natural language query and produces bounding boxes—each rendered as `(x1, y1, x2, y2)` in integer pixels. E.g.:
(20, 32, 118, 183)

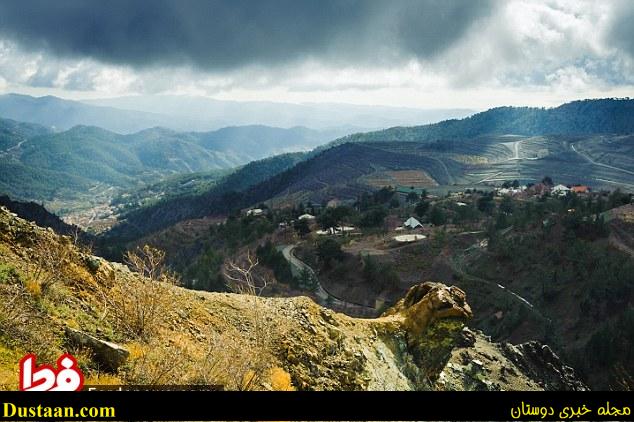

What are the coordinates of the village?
(242, 177, 601, 250)
(222, 176, 634, 321)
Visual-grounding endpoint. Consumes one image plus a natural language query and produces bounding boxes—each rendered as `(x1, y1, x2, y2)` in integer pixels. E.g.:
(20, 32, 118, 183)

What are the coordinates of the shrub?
(23, 236, 71, 294)
(104, 245, 177, 341)
(0, 264, 19, 284)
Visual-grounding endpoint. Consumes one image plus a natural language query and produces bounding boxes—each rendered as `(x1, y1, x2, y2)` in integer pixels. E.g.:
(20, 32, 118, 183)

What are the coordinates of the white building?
(403, 216, 423, 229)
(298, 213, 315, 220)
(552, 184, 570, 196)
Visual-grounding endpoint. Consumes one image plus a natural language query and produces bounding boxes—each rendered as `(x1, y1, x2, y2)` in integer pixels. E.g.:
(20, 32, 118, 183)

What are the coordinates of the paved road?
(280, 244, 375, 313)
(449, 249, 550, 322)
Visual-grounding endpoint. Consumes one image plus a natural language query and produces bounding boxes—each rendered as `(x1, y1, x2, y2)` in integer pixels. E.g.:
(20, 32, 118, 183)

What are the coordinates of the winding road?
(280, 244, 375, 314)
(449, 247, 550, 323)
(571, 144, 634, 176)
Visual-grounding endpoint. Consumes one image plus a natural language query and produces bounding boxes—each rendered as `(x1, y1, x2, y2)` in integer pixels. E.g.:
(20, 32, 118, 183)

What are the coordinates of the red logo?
(19, 353, 84, 391)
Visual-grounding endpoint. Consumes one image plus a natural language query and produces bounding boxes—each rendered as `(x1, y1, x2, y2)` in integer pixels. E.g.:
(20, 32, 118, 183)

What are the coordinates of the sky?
(0, 0, 633, 110)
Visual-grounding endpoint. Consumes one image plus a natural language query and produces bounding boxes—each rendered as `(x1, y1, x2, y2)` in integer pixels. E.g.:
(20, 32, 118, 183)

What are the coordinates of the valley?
(0, 97, 633, 392)
(2, 0, 634, 406)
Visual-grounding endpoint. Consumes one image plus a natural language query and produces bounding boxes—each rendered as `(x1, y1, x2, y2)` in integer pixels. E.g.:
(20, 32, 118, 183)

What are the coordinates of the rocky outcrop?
(380, 282, 473, 381)
(65, 328, 129, 372)
(435, 328, 589, 391)
(500, 341, 589, 391)
(383, 282, 473, 337)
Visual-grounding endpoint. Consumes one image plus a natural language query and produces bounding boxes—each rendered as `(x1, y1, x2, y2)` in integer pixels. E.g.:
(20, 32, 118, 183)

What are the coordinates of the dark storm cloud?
(609, 1, 634, 59)
(0, 0, 494, 70)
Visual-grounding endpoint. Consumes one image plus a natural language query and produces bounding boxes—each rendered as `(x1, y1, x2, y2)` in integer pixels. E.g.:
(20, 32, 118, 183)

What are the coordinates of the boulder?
(65, 327, 129, 372)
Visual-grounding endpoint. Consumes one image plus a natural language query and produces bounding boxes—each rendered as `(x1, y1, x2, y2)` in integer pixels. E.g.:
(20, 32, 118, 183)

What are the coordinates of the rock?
(382, 282, 472, 340)
(459, 327, 477, 347)
(500, 341, 588, 391)
(380, 282, 473, 380)
(65, 328, 129, 372)
(327, 326, 343, 341)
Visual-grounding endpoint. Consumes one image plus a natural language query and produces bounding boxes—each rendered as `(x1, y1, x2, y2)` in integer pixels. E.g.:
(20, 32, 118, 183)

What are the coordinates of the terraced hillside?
(106, 131, 634, 246)
(283, 135, 634, 198)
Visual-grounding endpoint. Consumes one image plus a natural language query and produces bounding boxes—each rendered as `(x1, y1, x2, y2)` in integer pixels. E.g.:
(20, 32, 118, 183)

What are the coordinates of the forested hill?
(0, 117, 51, 150)
(0, 121, 338, 203)
(333, 98, 634, 145)
(101, 152, 307, 245)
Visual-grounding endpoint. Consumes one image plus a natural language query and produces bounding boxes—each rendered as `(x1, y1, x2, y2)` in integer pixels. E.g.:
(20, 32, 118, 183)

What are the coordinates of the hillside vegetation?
(335, 98, 634, 145)
(102, 98, 634, 246)
(0, 207, 587, 390)
(0, 121, 331, 209)
(103, 152, 307, 243)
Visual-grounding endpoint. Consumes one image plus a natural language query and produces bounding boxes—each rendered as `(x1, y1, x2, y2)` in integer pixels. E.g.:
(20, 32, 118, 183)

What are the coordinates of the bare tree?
(124, 245, 169, 282)
(223, 251, 267, 296)
(104, 245, 177, 341)
(221, 250, 275, 390)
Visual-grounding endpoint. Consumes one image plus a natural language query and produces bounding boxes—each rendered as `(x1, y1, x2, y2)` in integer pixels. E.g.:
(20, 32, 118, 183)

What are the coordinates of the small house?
(403, 216, 423, 229)
(570, 185, 590, 194)
(552, 184, 570, 196)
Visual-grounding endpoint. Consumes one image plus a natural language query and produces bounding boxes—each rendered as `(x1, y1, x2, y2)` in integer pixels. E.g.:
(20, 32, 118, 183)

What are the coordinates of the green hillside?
(103, 152, 307, 243)
(0, 122, 337, 205)
(103, 98, 634, 246)
(332, 98, 634, 145)
(0, 117, 51, 150)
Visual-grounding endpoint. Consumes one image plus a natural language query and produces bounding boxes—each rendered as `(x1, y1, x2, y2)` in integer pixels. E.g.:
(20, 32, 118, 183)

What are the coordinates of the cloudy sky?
(0, 0, 633, 109)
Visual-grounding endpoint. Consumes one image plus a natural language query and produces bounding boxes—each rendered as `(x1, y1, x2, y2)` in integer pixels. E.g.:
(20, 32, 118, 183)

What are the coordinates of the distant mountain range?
(0, 118, 344, 203)
(106, 98, 634, 242)
(0, 93, 475, 133)
(0, 94, 173, 134)
(85, 95, 476, 131)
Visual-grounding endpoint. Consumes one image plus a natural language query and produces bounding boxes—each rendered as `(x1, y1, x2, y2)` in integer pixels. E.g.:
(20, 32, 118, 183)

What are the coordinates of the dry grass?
(0, 282, 60, 363)
(121, 325, 291, 390)
(102, 245, 177, 341)
(22, 235, 72, 294)
(215, 251, 289, 390)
